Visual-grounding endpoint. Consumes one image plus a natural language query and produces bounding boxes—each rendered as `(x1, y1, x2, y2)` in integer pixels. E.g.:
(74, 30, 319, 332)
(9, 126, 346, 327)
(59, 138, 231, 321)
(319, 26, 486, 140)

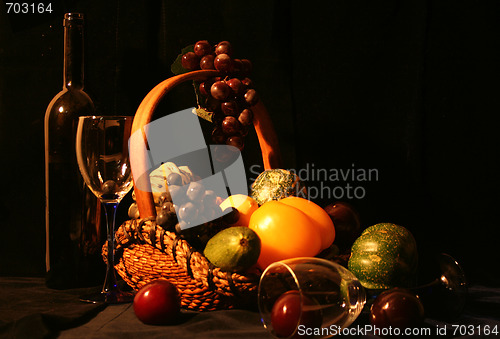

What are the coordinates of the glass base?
(79, 290, 135, 304)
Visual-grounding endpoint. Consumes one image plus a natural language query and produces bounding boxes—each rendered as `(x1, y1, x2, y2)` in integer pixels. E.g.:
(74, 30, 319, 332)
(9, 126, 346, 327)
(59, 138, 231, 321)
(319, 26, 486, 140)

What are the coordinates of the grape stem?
(192, 80, 202, 109)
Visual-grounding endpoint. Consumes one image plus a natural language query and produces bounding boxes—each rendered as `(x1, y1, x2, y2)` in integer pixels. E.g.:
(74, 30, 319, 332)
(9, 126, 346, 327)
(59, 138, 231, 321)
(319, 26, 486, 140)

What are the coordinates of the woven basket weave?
(104, 218, 260, 311)
(106, 70, 282, 311)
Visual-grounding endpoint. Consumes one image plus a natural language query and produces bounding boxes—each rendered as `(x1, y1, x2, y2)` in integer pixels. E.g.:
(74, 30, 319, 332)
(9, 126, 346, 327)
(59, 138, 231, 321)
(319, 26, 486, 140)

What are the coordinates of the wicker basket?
(106, 70, 282, 311)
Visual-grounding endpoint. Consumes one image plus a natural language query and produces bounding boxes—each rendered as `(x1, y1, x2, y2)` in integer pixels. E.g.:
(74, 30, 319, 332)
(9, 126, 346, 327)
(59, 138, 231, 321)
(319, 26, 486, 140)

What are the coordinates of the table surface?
(1, 277, 499, 339)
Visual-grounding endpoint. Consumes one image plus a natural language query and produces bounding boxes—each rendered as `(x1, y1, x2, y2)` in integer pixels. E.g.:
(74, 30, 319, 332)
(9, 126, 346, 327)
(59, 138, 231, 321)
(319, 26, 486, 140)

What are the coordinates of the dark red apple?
(270, 290, 322, 338)
(370, 288, 425, 333)
(323, 202, 361, 252)
(133, 279, 181, 325)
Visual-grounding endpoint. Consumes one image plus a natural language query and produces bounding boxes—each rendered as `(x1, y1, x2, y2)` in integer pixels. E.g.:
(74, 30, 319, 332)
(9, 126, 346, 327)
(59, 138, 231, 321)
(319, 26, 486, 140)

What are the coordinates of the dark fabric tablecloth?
(1, 277, 499, 338)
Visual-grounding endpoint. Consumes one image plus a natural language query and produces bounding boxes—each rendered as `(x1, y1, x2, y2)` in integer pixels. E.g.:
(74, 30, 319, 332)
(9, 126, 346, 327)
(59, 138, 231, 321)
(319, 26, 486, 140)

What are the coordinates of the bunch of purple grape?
(148, 172, 216, 230)
(181, 40, 259, 151)
(167, 176, 238, 250)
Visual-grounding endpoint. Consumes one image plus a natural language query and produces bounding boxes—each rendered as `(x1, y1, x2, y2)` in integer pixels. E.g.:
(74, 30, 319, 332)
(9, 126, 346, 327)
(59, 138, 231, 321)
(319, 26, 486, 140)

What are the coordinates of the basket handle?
(130, 70, 282, 219)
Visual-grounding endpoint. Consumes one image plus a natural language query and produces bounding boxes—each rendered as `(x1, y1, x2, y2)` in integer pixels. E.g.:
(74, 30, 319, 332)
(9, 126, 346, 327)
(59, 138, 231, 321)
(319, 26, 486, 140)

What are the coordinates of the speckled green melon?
(250, 169, 306, 205)
(348, 223, 418, 290)
(204, 226, 261, 272)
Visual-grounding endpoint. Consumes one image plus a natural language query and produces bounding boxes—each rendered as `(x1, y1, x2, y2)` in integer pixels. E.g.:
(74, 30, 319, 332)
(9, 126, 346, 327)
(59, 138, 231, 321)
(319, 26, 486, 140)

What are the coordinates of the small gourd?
(348, 223, 418, 290)
(203, 226, 261, 272)
(251, 169, 306, 205)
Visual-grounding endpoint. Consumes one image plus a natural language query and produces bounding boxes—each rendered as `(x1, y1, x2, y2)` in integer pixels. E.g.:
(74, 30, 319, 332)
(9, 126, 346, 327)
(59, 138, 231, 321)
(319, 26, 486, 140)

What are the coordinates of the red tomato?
(271, 290, 323, 338)
(370, 288, 425, 330)
(133, 279, 181, 325)
(323, 201, 361, 251)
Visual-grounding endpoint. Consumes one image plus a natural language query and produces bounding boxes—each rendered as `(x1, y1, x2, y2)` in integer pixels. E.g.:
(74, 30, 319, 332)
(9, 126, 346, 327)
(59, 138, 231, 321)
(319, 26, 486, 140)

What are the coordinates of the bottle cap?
(64, 13, 84, 26)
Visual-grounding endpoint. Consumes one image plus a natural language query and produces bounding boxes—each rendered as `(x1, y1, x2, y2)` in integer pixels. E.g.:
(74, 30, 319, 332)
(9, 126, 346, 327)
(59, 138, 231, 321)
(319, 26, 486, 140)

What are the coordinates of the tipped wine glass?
(76, 115, 134, 303)
(258, 257, 366, 338)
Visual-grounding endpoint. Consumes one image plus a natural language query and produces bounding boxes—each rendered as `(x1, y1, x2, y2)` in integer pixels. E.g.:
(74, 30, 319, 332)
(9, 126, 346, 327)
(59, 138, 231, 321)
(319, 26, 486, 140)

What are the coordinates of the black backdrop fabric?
(0, 0, 499, 286)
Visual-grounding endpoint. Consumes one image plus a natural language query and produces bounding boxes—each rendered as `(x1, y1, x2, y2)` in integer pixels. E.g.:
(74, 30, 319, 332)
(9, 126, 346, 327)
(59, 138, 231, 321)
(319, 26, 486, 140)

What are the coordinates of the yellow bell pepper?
(249, 197, 334, 269)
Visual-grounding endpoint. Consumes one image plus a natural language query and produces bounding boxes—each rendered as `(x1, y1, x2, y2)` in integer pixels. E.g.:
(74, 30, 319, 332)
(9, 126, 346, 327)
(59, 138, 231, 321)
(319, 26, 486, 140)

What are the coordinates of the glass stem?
(102, 201, 119, 294)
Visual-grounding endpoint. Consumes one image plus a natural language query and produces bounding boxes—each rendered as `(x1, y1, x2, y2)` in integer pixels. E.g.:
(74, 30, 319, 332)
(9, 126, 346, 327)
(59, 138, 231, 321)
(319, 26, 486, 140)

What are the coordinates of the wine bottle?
(44, 13, 105, 289)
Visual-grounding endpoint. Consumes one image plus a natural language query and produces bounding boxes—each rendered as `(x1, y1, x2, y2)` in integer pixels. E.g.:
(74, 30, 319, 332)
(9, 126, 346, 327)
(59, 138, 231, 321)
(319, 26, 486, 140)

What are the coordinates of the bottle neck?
(63, 13, 85, 90)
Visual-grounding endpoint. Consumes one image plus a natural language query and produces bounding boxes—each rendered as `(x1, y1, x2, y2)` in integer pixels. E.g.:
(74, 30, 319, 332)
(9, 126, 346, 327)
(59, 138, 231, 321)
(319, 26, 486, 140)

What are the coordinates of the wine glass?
(76, 115, 134, 303)
(258, 257, 366, 338)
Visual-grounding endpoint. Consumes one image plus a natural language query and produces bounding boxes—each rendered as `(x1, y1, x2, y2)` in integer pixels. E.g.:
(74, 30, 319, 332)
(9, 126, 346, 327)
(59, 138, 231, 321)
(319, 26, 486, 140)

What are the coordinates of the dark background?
(1, 0, 499, 286)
